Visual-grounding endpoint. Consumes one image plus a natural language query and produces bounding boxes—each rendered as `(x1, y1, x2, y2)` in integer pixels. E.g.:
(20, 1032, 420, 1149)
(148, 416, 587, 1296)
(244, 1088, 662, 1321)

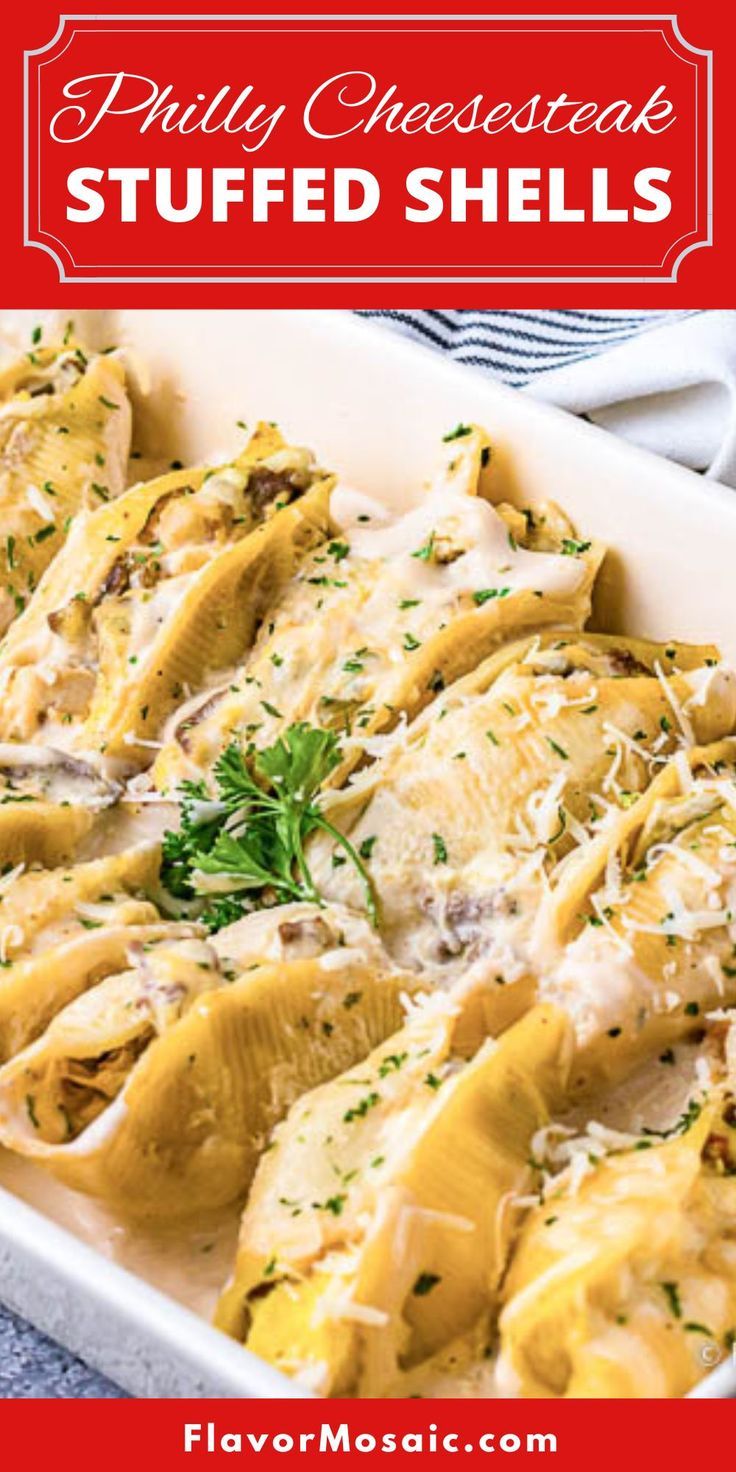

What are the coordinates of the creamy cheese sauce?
(0, 745, 119, 809)
(314, 655, 732, 998)
(0, 445, 314, 759)
(540, 780, 736, 1061)
(0, 1148, 239, 1319)
(125, 572, 198, 662)
(346, 488, 584, 604)
(152, 488, 589, 789)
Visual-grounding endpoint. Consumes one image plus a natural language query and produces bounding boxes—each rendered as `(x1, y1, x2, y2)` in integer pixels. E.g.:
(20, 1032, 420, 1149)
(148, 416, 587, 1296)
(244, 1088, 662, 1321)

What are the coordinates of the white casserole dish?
(0, 307, 734, 1399)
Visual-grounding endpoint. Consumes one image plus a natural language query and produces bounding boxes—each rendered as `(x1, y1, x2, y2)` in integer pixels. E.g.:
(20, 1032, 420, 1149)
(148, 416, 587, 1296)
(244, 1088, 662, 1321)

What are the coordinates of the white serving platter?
(0, 308, 734, 1398)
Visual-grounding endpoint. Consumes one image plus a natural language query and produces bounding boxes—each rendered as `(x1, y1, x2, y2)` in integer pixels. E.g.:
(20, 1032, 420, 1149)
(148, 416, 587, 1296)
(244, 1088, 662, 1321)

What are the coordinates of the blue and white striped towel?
(360, 310, 736, 487)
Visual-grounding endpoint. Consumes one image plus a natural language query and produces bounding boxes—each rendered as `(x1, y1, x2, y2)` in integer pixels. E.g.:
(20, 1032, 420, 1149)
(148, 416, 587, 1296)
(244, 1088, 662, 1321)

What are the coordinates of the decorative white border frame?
(23, 12, 713, 284)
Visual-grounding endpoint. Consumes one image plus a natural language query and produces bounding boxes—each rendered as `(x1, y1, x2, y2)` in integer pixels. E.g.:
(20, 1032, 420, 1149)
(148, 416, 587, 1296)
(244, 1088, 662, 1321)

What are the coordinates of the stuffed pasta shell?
(152, 426, 602, 793)
(0, 340, 131, 636)
(215, 1003, 573, 1396)
(309, 634, 736, 1033)
(0, 842, 194, 1060)
(0, 424, 331, 767)
(0, 902, 412, 1215)
(537, 739, 736, 1089)
(498, 1032, 736, 1398)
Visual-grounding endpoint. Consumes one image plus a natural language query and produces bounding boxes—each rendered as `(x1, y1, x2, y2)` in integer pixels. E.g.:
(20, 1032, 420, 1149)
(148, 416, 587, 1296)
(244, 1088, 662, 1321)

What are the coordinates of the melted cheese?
(313, 643, 735, 1011)
(152, 482, 599, 791)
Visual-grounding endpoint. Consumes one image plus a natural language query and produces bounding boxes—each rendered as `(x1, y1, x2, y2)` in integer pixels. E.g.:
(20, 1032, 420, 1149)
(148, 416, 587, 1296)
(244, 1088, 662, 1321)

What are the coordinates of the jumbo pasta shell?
(150, 428, 604, 794)
(310, 635, 736, 1010)
(0, 842, 183, 1059)
(216, 1004, 573, 1396)
(535, 737, 736, 1087)
(0, 343, 131, 635)
(498, 1095, 736, 1398)
(86, 475, 332, 765)
(0, 424, 331, 763)
(0, 926, 410, 1216)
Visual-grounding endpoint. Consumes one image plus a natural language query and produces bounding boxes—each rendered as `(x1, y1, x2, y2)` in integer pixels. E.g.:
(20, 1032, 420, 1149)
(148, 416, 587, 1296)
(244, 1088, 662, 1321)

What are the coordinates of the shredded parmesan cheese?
(25, 484, 55, 522)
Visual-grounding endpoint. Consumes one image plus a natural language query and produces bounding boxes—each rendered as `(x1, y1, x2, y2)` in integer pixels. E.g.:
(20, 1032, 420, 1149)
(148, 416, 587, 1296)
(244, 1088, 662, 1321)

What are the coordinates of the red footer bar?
(0, 1398, 731, 1468)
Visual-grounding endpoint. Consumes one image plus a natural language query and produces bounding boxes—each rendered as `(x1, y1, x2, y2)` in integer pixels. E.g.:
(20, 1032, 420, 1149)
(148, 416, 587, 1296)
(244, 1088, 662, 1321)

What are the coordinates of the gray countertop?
(0, 1302, 124, 1397)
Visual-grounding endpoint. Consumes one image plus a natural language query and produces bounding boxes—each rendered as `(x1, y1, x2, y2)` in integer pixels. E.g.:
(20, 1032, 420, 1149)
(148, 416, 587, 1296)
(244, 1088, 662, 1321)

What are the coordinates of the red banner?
(24, 12, 710, 287)
(0, 1397, 733, 1467)
(2, 0, 734, 304)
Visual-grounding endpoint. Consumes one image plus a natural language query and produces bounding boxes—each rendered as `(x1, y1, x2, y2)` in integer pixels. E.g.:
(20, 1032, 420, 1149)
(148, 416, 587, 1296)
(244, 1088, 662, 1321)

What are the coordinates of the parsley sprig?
(162, 723, 377, 930)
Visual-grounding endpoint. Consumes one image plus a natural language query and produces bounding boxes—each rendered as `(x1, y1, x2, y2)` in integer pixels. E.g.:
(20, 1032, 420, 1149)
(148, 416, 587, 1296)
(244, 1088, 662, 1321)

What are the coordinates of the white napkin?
(525, 309, 736, 486)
